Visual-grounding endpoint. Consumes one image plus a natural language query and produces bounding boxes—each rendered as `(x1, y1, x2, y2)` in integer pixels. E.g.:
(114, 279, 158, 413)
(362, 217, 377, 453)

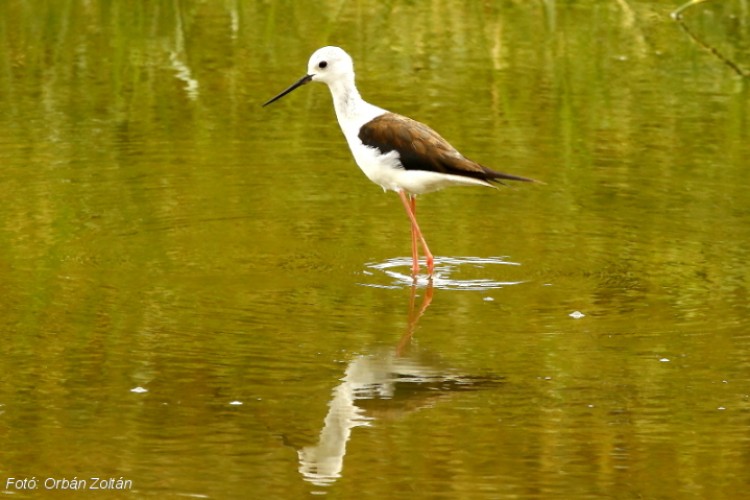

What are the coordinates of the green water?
(1, 1, 749, 498)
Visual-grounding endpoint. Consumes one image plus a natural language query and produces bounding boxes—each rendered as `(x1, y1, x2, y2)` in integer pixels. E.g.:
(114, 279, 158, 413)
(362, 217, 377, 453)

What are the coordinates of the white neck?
(326, 77, 386, 132)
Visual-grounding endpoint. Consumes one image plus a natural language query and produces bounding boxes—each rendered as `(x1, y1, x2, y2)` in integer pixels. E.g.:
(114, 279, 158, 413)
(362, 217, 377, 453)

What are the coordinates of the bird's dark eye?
(318, 61, 328, 69)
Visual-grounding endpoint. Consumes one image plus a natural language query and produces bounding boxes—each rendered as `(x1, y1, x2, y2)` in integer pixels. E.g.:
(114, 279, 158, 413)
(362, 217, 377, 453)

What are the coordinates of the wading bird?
(263, 46, 535, 277)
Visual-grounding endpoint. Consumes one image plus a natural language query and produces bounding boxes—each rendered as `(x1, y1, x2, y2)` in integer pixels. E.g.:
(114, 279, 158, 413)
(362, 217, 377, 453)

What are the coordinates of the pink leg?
(398, 190, 435, 277)
(409, 195, 419, 275)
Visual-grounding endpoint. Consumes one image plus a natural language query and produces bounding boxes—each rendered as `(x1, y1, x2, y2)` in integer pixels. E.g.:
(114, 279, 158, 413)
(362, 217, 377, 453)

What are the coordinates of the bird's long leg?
(398, 190, 435, 276)
(409, 195, 419, 275)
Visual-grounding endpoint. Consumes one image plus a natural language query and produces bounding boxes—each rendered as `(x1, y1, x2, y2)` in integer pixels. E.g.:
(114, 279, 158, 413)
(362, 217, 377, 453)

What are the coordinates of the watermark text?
(5, 476, 133, 491)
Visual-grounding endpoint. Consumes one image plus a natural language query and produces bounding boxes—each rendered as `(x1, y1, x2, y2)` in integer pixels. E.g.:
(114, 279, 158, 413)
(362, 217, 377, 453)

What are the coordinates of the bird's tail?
(483, 166, 540, 184)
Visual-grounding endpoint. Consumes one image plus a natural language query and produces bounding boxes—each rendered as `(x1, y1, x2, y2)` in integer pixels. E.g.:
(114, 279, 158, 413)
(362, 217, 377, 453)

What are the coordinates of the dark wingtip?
(521, 176, 545, 185)
(489, 171, 543, 185)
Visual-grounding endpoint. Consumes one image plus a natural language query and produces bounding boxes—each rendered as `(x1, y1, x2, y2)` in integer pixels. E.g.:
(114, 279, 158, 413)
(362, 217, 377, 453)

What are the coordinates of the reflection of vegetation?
(1, 1, 749, 368)
(672, 0, 748, 77)
(0, 2, 749, 497)
(672, 0, 718, 19)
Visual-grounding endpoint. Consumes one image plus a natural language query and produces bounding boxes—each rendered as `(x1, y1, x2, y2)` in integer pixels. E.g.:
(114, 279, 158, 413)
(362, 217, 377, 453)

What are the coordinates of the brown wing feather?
(358, 113, 535, 183)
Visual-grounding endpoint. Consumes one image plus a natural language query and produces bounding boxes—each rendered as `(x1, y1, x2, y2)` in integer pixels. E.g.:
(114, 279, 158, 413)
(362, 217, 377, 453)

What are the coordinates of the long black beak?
(262, 74, 313, 107)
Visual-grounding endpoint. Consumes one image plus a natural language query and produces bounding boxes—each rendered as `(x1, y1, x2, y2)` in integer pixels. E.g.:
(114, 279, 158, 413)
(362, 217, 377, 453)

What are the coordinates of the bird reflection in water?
(297, 282, 502, 487)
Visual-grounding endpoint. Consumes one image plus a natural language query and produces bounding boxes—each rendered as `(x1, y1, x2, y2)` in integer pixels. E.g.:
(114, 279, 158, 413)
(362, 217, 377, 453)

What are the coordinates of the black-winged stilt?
(263, 46, 536, 278)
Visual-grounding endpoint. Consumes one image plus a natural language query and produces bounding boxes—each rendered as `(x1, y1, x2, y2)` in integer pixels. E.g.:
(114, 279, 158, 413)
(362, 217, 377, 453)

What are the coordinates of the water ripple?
(360, 256, 528, 290)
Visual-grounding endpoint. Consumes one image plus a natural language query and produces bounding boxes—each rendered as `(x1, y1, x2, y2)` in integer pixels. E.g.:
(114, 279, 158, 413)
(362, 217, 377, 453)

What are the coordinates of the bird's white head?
(306, 46, 355, 85)
(262, 46, 355, 107)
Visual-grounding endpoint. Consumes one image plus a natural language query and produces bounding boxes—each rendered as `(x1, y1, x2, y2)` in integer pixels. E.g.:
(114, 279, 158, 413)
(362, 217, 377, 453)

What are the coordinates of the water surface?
(1, 1, 749, 498)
